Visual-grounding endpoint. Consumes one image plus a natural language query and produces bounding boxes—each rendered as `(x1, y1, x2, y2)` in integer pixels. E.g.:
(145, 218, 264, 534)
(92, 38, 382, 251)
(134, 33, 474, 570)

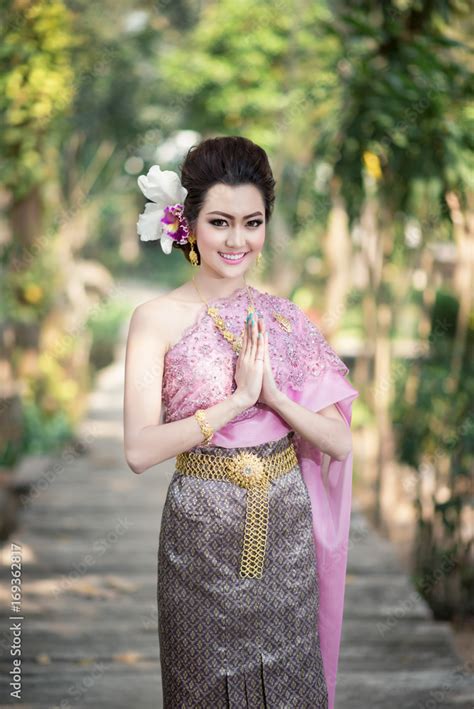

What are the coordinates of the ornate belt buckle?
(226, 451, 266, 489)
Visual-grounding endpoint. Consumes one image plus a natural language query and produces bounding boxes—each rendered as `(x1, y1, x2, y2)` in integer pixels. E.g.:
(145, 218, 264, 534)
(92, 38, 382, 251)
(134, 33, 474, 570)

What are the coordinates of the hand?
(233, 311, 265, 407)
(255, 313, 281, 407)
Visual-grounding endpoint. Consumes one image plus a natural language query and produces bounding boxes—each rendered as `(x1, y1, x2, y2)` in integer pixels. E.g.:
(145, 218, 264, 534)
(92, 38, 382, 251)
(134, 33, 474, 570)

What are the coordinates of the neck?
(192, 270, 248, 301)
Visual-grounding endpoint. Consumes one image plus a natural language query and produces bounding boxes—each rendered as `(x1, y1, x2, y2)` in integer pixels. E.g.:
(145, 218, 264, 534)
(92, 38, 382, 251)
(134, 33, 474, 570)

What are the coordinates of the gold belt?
(175, 438, 298, 580)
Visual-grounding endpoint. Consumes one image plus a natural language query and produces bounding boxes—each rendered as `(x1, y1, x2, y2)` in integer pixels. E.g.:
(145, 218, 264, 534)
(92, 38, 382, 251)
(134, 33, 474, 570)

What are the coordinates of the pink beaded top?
(161, 283, 359, 709)
(162, 284, 348, 427)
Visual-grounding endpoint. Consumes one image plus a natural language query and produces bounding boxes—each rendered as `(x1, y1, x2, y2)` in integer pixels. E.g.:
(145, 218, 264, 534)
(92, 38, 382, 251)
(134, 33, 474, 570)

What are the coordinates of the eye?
(209, 218, 263, 228)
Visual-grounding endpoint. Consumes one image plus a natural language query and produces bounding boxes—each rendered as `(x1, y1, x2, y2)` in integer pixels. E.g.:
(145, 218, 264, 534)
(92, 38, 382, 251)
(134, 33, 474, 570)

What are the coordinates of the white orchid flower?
(136, 164, 189, 254)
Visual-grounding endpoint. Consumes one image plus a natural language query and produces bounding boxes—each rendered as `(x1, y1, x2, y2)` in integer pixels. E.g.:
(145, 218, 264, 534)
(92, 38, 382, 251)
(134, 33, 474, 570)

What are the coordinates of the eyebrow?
(206, 210, 263, 219)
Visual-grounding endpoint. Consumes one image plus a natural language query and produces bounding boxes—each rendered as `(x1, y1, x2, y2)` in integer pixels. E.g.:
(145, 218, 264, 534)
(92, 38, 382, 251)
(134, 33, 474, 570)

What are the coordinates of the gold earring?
(256, 252, 262, 266)
(188, 232, 199, 266)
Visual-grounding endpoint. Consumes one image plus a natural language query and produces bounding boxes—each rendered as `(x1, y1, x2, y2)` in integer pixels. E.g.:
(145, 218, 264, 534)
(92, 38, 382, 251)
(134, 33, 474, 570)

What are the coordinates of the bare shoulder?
(129, 283, 199, 350)
(128, 292, 178, 351)
(261, 290, 299, 314)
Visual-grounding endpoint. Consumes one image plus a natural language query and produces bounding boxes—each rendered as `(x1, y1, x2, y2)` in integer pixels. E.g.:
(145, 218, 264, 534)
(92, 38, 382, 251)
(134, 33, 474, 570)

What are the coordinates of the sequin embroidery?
(161, 286, 348, 428)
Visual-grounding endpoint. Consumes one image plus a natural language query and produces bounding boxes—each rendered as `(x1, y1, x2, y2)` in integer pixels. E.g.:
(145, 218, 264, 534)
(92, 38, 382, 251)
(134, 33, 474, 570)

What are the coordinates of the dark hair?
(176, 136, 276, 265)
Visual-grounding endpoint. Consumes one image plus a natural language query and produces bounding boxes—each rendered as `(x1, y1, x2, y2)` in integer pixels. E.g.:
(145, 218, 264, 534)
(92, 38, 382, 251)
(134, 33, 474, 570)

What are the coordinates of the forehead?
(203, 183, 264, 214)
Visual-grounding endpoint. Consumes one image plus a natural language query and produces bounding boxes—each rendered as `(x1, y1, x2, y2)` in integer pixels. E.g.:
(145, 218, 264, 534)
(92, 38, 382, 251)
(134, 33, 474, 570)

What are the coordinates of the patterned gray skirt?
(157, 431, 329, 708)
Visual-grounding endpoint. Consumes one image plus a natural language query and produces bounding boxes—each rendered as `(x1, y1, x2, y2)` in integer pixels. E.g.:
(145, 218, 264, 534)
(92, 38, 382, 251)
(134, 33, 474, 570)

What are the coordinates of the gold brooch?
(206, 305, 253, 353)
(272, 311, 292, 332)
(225, 451, 266, 489)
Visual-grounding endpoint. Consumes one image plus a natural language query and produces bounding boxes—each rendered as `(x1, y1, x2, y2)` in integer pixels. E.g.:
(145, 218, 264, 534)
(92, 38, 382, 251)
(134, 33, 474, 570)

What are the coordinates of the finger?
(253, 325, 263, 363)
(246, 313, 252, 336)
(252, 316, 261, 352)
(263, 330, 270, 361)
(256, 329, 264, 359)
(257, 316, 265, 345)
(245, 314, 255, 355)
(241, 320, 249, 356)
(252, 313, 258, 342)
(245, 321, 253, 357)
(248, 314, 257, 350)
(256, 338, 265, 360)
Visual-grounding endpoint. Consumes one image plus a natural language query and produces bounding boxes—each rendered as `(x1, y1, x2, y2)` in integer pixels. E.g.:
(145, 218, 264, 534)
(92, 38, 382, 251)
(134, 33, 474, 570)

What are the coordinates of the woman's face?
(194, 183, 266, 277)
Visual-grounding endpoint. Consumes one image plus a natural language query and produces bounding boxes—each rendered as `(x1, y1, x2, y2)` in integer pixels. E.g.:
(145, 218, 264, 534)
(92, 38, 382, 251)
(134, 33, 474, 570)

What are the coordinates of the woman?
(123, 136, 359, 708)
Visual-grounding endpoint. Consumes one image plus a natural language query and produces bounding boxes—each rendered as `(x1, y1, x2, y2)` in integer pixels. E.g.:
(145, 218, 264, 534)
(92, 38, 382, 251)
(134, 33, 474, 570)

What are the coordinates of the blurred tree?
(393, 290, 473, 618)
(0, 0, 153, 459)
(0, 0, 78, 460)
(156, 0, 343, 293)
(0, 0, 204, 462)
(323, 0, 473, 614)
(0, 0, 77, 315)
(54, 0, 199, 275)
(0, 0, 77, 200)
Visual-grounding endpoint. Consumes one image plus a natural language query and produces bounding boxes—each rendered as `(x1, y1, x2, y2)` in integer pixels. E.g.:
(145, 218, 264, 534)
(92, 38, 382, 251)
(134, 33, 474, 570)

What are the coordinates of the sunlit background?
(0, 1, 473, 707)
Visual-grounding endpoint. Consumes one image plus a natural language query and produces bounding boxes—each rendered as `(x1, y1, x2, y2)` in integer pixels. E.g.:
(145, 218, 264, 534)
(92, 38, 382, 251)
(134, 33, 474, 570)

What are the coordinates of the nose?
(225, 227, 247, 249)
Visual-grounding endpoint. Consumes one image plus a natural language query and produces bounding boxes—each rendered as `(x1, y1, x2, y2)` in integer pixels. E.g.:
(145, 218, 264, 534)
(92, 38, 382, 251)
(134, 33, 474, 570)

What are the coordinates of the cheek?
(248, 228, 266, 253)
(196, 227, 221, 253)
(255, 231, 266, 250)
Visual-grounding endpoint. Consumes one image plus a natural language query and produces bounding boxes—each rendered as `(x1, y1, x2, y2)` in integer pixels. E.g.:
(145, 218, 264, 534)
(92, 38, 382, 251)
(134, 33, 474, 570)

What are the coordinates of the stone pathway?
(0, 280, 472, 708)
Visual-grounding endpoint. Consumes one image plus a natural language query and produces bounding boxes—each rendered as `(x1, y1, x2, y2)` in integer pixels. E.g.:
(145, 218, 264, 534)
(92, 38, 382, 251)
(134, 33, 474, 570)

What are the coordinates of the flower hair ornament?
(136, 164, 199, 265)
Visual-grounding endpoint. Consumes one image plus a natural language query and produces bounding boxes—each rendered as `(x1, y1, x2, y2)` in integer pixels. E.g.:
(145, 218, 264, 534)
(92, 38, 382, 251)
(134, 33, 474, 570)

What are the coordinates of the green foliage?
(393, 287, 473, 617)
(0, 0, 78, 197)
(393, 292, 472, 470)
(0, 385, 77, 467)
(0, 241, 60, 322)
(86, 297, 130, 373)
(325, 1, 474, 222)
(158, 0, 340, 153)
(394, 356, 472, 469)
(19, 401, 75, 456)
(431, 288, 460, 340)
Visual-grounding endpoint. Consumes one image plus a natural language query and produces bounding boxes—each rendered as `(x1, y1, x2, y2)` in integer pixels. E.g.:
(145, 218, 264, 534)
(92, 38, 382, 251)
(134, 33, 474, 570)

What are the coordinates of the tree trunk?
(322, 178, 351, 338)
(445, 191, 474, 394)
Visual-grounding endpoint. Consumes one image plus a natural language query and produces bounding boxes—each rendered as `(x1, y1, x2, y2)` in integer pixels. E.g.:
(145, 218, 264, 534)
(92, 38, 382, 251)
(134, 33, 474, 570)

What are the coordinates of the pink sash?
(212, 366, 359, 708)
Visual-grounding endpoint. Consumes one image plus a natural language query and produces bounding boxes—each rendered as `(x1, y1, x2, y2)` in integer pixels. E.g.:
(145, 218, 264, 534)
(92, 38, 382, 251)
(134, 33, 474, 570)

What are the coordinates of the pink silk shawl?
(162, 285, 359, 708)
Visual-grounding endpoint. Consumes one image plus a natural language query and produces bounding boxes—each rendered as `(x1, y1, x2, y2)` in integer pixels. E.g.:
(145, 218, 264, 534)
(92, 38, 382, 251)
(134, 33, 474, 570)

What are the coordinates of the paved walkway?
(1, 281, 472, 708)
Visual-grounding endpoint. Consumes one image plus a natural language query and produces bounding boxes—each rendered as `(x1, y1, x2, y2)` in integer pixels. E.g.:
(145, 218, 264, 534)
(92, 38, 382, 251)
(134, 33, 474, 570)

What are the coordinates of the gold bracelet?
(194, 408, 214, 445)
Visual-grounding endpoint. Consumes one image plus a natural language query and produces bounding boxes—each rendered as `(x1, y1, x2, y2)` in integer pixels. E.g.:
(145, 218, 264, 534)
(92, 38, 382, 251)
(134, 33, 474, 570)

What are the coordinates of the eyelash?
(209, 218, 263, 228)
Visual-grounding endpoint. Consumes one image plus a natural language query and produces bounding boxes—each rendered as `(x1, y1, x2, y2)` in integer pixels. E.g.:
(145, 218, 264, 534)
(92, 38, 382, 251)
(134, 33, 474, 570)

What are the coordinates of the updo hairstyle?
(177, 135, 276, 265)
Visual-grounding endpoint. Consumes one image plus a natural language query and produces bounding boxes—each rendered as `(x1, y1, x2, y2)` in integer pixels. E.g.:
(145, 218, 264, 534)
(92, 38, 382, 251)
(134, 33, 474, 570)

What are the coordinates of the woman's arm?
(266, 392, 352, 462)
(123, 302, 252, 475)
(257, 313, 352, 462)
